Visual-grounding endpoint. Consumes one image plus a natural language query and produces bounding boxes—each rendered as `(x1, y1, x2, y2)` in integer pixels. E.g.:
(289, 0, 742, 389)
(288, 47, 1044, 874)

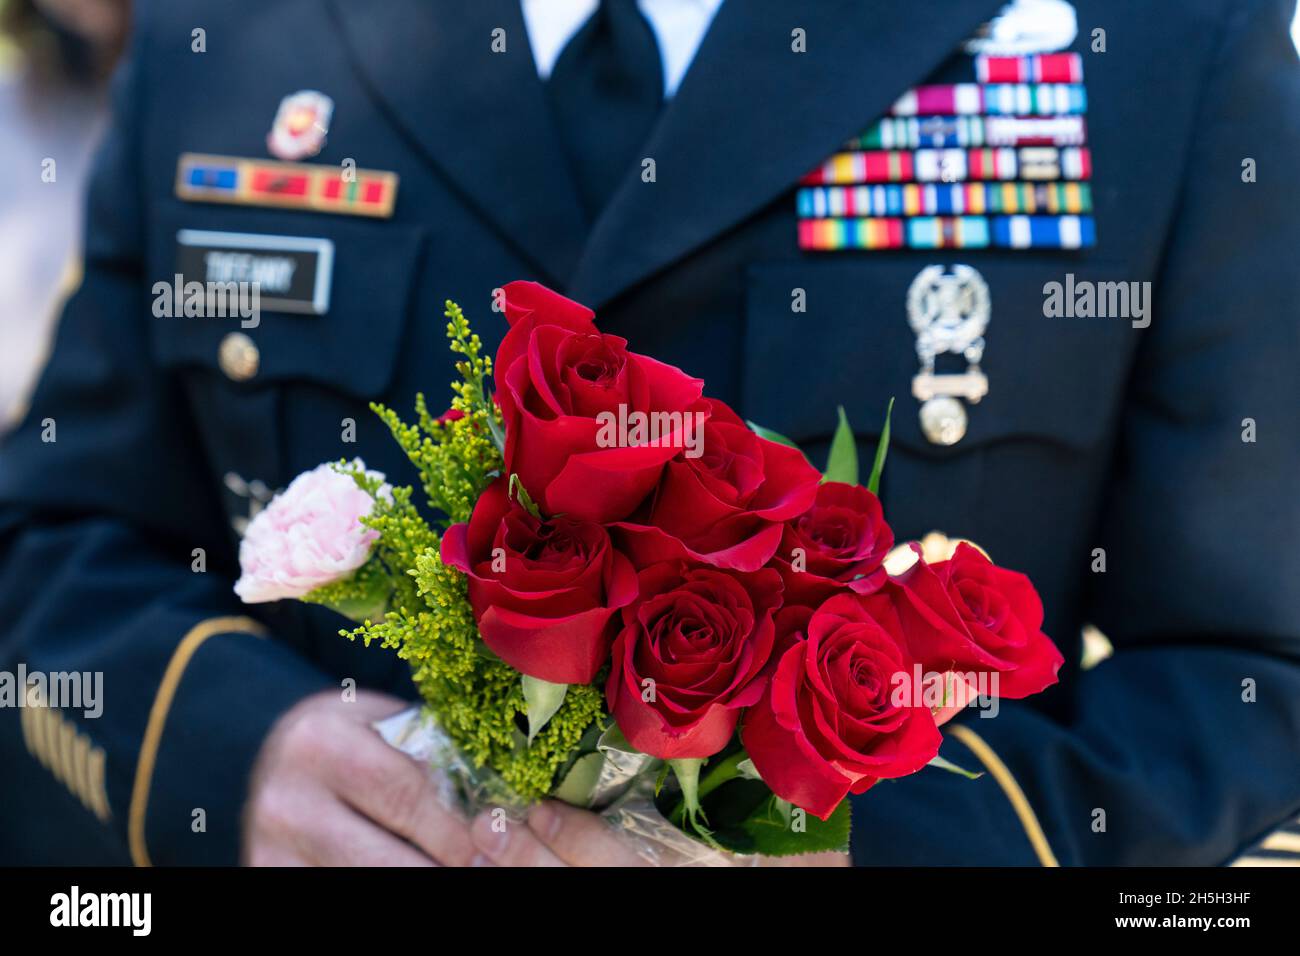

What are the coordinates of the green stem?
(697, 751, 747, 800)
(670, 750, 747, 825)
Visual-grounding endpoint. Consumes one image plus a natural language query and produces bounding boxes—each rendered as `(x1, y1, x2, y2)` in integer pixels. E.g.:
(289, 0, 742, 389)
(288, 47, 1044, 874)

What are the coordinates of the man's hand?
(243, 689, 478, 866)
(470, 800, 851, 867)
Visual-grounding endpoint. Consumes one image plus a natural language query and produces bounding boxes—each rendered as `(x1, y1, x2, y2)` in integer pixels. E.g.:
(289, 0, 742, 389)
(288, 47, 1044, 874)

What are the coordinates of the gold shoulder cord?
(129, 616, 267, 867)
(947, 723, 1060, 867)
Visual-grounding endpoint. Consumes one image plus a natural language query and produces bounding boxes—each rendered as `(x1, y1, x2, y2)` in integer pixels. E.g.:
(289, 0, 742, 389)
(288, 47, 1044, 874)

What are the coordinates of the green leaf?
(520, 675, 567, 744)
(508, 473, 542, 518)
(596, 723, 637, 755)
(823, 405, 858, 485)
(552, 751, 606, 806)
(927, 754, 985, 780)
(866, 397, 895, 496)
(654, 762, 671, 797)
(670, 777, 852, 857)
(739, 793, 851, 857)
(745, 420, 803, 452)
(302, 558, 390, 624)
(549, 718, 610, 793)
(485, 402, 507, 456)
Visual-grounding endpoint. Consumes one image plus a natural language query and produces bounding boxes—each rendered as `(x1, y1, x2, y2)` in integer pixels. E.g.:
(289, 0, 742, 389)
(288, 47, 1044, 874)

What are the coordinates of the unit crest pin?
(267, 90, 334, 161)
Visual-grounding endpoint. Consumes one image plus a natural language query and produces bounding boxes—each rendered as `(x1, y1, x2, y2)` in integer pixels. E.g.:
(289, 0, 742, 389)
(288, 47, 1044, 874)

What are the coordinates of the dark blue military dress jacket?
(2, 0, 1298, 865)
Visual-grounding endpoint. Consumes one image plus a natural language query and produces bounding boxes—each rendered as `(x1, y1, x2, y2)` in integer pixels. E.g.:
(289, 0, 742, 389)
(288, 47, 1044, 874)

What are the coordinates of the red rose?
(441, 476, 638, 684)
(495, 281, 708, 523)
(771, 481, 894, 604)
(742, 593, 941, 819)
(892, 542, 1064, 698)
(612, 400, 821, 572)
(606, 561, 783, 759)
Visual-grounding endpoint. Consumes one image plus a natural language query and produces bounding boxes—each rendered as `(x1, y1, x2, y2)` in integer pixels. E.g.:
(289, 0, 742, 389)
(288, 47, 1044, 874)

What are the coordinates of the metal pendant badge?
(906, 264, 991, 446)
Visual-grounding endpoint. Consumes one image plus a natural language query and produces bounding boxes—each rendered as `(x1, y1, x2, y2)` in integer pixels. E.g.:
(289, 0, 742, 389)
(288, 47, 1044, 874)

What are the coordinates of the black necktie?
(545, 0, 664, 218)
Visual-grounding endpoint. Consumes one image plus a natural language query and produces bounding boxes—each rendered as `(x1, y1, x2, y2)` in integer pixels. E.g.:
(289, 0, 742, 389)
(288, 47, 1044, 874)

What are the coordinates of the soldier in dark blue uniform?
(2, 0, 1298, 866)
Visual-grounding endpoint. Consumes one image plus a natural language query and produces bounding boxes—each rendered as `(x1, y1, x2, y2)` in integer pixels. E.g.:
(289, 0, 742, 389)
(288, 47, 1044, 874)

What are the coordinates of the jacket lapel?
(568, 0, 999, 309)
(327, 0, 589, 286)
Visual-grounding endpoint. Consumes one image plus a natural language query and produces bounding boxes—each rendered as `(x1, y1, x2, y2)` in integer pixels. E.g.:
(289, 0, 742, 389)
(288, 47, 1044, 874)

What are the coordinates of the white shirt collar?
(522, 0, 725, 98)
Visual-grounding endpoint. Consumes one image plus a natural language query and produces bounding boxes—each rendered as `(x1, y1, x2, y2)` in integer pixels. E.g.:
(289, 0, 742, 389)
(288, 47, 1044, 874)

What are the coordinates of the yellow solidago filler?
(335, 302, 608, 802)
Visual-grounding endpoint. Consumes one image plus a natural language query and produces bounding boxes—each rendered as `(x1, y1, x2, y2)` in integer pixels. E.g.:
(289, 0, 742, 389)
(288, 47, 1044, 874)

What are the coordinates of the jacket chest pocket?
(741, 255, 1141, 549)
(145, 199, 428, 495)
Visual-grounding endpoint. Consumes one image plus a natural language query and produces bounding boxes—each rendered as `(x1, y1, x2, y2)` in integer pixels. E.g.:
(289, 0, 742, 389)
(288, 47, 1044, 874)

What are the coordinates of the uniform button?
(218, 332, 259, 381)
(919, 397, 967, 445)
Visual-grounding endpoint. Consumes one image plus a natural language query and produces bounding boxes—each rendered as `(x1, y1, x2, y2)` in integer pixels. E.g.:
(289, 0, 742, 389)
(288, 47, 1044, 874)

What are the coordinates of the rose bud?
(234, 461, 386, 603)
(606, 561, 783, 759)
(494, 281, 709, 523)
(890, 542, 1064, 698)
(741, 593, 942, 820)
(612, 399, 821, 572)
(771, 481, 895, 604)
(441, 476, 638, 684)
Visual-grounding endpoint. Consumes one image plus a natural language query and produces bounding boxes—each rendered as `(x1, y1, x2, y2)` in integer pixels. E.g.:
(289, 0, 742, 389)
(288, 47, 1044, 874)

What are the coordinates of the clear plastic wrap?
(374, 706, 754, 866)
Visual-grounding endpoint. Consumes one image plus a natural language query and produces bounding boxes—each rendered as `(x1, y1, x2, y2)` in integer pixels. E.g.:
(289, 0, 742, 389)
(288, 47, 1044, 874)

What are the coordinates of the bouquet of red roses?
(235, 281, 1063, 863)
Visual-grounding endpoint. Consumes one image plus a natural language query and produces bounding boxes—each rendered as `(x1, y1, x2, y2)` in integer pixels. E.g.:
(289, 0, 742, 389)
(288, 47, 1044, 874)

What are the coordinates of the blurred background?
(0, 0, 128, 430)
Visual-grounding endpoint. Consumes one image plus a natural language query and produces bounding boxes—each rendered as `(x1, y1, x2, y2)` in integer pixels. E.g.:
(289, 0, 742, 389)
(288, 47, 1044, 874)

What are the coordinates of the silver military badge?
(906, 265, 991, 446)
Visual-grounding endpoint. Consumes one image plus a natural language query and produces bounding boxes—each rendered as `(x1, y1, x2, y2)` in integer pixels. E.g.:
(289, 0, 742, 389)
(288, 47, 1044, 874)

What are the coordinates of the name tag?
(175, 230, 334, 315)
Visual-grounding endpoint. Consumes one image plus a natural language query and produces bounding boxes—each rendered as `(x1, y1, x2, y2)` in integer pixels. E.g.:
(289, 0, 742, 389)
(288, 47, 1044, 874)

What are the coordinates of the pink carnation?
(234, 462, 385, 603)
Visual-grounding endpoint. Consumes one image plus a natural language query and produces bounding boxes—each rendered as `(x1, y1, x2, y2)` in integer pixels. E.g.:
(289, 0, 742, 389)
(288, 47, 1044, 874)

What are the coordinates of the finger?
(525, 801, 648, 867)
(301, 799, 438, 867)
(325, 722, 478, 866)
(244, 785, 434, 867)
(471, 810, 565, 867)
